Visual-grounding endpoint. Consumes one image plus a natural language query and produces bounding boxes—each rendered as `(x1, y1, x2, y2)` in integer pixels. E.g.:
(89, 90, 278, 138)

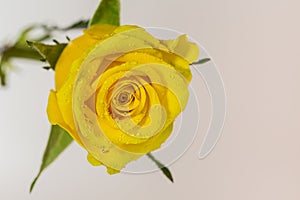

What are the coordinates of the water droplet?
(135, 132, 141, 137)
(101, 146, 109, 153)
(64, 98, 70, 104)
(99, 113, 105, 119)
(129, 61, 137, 65)
(81, 130, 89, 138)
(169, 74, 175, 79)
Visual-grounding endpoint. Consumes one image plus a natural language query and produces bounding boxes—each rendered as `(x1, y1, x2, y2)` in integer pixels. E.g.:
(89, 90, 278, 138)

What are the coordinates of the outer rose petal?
(55, 24, 117, 90)
(47, 90, 83, 146)
(161, 34, 199, 63)
(53, 25, 119, 134)
(134, 48, 193, 82)
(87, 154, 119, 175)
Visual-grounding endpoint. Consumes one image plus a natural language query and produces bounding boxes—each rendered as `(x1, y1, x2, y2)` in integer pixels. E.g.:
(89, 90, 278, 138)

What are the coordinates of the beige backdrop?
(0, 0, 299, 199)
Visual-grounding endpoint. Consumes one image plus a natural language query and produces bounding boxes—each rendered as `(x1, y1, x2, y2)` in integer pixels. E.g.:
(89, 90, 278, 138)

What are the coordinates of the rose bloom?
(47, 24, 199, 173)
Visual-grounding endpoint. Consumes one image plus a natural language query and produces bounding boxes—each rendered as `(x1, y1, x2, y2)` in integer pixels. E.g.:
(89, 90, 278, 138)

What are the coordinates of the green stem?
(2, 45, 42, 61)
(0, 45, 43, 86)
(0, 60, 5, 86)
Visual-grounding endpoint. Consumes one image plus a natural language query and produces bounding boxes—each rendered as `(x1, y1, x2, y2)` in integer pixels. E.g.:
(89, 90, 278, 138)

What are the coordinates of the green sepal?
(192, 58, 211, 65)
(89, 0, 120, 27)
(30, 125, 73, 193)
(27, 41, 67, 70)
(62, 19, 89, 30)
(147, 153, 174, 183)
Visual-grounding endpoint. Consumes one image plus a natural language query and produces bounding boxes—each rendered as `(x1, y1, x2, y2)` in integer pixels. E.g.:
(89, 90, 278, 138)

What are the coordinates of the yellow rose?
(47, 24, 199, 174)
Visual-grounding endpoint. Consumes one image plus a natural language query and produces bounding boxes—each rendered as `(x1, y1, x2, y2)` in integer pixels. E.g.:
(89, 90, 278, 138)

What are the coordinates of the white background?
(1, 0, 300, 199)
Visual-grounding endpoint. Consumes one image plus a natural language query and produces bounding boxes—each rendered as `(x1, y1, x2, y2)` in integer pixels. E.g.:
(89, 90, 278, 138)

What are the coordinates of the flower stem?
(0, 44, 43, 86)
(2, 45, 42, 61)
(147, 153, 174, 183)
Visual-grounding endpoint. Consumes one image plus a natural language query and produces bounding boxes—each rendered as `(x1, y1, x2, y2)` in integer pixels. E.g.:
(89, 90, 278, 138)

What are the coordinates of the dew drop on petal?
(101, 146, 109, 153)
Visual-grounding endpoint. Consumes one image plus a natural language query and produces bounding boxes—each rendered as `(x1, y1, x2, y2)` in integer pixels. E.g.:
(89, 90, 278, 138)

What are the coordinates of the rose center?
(117, 92, 130, 105)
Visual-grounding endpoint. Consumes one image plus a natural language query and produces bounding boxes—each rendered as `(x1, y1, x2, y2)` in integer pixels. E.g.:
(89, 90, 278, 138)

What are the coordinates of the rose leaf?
(89, 0, 120, 27)
(30, 125, 73, 193)
(192, 58, 211, 65)
(147, 153, 174, 183)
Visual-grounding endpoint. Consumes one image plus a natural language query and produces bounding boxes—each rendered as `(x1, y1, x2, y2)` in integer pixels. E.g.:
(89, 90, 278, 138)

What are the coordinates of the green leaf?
(192, 58, 211, 65)
(15, 26, 38, 45)
(27, 41, 67, 70)
(0, 58, 6, 86)
(30, 125, 73, 193)
(89, 0, 120, 27)
(0, 19, 89, 87)
(62, 19, 89, 30)
(147, 153, 174, 183)
(0, 45, 42, 86)
(2, 45, 42, 60)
